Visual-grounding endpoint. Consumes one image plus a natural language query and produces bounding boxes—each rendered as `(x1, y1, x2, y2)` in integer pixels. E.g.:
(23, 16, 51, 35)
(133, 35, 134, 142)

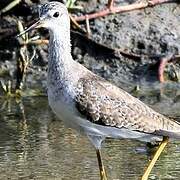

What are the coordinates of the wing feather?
(75, 75, 180, 137)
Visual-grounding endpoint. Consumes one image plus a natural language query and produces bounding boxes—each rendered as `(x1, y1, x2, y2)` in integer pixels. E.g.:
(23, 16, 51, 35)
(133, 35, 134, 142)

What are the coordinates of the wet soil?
(0, 0, 180, 94)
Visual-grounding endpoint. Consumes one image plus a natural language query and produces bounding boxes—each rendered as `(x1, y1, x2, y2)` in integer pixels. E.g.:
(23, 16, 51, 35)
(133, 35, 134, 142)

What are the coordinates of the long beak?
(16, 19, 44, 37)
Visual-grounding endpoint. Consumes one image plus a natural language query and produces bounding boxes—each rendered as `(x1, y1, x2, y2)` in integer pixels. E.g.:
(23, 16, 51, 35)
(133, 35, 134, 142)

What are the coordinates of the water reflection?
(0, 95, 180, 180)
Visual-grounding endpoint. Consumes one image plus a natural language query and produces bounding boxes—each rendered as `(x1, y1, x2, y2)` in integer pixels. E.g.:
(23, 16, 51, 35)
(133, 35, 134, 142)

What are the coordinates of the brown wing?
(75, 75, 180, 136)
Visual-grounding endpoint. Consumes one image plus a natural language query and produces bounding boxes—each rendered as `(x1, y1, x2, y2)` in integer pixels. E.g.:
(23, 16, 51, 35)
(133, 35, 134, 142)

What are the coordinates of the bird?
(17, 1, 180, 180)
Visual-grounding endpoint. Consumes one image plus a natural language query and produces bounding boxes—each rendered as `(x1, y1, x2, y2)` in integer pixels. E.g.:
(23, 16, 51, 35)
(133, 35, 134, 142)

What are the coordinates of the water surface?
(0, 94, 180, 180)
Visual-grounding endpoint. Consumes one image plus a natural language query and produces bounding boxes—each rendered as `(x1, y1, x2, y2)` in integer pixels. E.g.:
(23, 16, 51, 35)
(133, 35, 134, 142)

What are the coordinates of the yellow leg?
(96, 149, 108, 180)
(141, 136, 169, 180)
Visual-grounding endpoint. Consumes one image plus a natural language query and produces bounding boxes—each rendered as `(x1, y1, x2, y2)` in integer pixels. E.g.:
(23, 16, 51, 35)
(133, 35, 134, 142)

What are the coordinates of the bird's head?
(17, 1, 69, 37)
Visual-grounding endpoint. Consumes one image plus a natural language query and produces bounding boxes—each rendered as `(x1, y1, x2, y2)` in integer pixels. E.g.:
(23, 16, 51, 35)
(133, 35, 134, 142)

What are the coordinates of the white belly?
(48, 88, 77, 125)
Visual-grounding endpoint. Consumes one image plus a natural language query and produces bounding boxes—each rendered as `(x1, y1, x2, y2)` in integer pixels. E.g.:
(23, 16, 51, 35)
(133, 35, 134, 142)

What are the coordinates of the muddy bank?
(0, 0, 179, 96)
(75, 1, 180, 84)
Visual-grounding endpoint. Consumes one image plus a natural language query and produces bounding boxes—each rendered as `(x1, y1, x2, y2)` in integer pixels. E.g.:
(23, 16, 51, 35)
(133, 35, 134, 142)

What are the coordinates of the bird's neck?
(48, 29, 73, 88)
(49, 28, 71, 55)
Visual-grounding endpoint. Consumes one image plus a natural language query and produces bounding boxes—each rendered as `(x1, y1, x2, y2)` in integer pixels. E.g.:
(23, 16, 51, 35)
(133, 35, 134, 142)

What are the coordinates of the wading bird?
(18, 2, 180, 179)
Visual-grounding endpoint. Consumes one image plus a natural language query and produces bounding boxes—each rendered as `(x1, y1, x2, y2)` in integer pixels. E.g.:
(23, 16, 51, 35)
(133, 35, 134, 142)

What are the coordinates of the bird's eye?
(53, 12, 59, 18)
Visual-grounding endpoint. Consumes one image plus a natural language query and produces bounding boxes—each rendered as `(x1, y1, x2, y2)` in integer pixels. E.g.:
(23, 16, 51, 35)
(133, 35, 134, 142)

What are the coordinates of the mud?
(0, 0, 180, 94)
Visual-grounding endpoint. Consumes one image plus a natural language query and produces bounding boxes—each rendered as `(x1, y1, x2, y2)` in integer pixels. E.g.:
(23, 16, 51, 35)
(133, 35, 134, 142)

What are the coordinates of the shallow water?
(0, 92, 180, 180)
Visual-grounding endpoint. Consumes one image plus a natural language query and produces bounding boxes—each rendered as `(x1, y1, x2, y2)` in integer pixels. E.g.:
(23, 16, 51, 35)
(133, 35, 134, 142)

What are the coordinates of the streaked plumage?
(75, 74, 180, 137)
